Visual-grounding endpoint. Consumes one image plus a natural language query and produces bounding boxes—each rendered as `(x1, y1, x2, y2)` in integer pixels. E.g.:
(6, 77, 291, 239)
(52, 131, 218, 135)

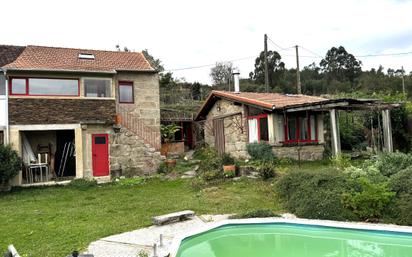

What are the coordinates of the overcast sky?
(2, 0, 412, 84)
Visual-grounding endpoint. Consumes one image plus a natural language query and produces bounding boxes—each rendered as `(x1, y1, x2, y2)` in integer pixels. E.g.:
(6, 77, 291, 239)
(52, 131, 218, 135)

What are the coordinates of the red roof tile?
(196, 90, 329, 120)
(4, 45, 155, 73)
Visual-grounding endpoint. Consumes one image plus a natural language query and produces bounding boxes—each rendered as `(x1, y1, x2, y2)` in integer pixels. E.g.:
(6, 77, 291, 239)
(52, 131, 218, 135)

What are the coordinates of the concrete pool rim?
(168, 217, 412, 257)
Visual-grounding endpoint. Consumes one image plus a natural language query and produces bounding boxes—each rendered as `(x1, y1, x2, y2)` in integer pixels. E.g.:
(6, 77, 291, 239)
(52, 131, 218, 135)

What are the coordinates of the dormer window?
(78, 53, 95, 60)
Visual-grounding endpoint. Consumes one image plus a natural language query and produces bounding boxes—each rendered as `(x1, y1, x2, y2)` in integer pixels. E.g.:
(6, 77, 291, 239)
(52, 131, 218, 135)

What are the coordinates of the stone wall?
(109, 127, 161, 177)
(204, 99, 249, 158)
(272, 144, 325, 160)
(116, 72, 160, 131)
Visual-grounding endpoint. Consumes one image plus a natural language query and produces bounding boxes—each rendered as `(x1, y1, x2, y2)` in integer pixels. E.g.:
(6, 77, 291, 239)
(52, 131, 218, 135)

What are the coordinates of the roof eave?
(4, 68, 117, 74)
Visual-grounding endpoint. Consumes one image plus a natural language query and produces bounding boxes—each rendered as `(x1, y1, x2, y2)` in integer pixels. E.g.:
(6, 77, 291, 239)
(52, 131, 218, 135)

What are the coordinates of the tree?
(320, 46, 362, 89)
(142, 49, 164, 72)
(249, 50, 285, 89)
(210, 62, 233, 86)
(115, 44, 130, 52)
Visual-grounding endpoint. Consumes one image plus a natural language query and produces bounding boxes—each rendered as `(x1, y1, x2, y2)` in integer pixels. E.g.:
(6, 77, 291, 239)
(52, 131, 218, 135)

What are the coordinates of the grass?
(0, 178, 279, 257)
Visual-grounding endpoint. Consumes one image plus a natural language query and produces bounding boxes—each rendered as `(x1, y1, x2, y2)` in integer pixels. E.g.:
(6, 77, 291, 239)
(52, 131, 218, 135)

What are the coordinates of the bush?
(230, 209, 280, 219)
(222, 153, 235, 165)
(116, 177, 145, 186)
(389, 166, 412, 194)
(277, 170, 356, 221)
(257, 161, 276, 180)
(69, 178, 97, 189)
(375, 152, 412, 177)
(0, 144, 21, 184)
(342, 177, 395, 220)
(330, 154, 351, 170)
(195, 147, 224, 181)
(246, 142, 275, 161)
(157, 162, 170, 174)
(386, 167, 412, 225)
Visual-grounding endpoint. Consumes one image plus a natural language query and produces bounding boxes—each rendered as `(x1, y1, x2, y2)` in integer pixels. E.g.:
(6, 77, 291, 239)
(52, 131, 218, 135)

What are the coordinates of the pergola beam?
(330, 109, 341, 156)
(382, 109, 393, 152)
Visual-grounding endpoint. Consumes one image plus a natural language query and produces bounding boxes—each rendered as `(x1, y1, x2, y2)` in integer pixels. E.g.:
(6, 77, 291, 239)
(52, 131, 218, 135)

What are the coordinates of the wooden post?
(382, 109, 393, 152)
(264, 34, 269, 92)
(329, 109, 341, 156)
(295, 45, 302, 94)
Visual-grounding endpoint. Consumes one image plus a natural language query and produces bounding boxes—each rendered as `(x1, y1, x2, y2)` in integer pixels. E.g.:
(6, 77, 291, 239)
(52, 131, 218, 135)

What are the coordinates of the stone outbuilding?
(196, 90, 396, 160)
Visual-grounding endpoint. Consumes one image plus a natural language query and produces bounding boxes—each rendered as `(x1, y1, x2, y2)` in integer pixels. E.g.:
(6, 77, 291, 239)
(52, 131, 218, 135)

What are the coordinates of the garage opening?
(22, 130, 76, 184)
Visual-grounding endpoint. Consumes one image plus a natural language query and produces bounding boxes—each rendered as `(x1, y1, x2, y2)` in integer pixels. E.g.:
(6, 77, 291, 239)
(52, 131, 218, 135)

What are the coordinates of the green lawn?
(0, 178, 279, 257)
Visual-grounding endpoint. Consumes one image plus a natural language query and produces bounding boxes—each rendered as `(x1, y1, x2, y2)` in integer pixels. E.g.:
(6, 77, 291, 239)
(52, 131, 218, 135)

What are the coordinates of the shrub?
(195, 147, 224, 181)
(343, 162, 386, 183)
(222, 153, 235, 165)
(375, 152, 412, 177)
(157, 162, 170, 174)
(389, 166, 412, 195)
(277, 170, 356, 221)
(116, 177, 145, 186)
(0, 144, 21, 184)
(342, 177, 395, 220)
(386, 167, 412, 225)
(330, 153, 351, 170)
(246, 142, 275, 161)
(230, 209, 280, 219)
(69, 178, 97, 189)
(257, 161, 276, 180)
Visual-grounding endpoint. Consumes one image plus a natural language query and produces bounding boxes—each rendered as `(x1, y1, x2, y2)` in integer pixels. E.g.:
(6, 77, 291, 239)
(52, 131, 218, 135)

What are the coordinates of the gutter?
(1, 67, 9, 144)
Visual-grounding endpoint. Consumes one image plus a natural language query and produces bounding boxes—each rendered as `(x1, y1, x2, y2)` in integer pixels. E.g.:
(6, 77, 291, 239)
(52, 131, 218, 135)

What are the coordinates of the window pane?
(288, 116, 297, 140)
(119, 84, 133, 103)
(259, 117, 269, 141)
(29, 78, 78, 95)
(0, 75, 5, 95)
(310, 115, 316, 140)
(11, 78, 26, 94)
(248, 119, 258, 143)
(84, 79, 111, 97)
(95, 136, 106, 144)
(300, 116, 309, 140)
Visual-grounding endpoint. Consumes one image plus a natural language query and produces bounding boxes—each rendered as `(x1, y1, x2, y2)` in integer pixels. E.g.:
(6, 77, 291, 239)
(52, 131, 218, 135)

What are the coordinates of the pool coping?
(167, 217, 412, 257)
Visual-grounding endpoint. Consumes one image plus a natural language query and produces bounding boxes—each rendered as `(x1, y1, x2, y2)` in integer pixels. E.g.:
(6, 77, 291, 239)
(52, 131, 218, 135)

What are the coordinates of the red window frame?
(9, 77, 80, 96)
(118, 81, 134, 104)
(283, 113, 318, 144)
(247, 113, 269, 142)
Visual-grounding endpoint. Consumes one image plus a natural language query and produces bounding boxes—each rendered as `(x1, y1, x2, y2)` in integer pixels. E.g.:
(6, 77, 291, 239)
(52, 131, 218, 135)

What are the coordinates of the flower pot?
(0, 181, 12, 192)
(223, 165, 236, 172)
(165, 159, 177, 167)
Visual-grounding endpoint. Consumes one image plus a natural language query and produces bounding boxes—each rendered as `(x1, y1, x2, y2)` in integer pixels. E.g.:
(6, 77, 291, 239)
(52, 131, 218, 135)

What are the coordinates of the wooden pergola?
(281, 98, 398, 156)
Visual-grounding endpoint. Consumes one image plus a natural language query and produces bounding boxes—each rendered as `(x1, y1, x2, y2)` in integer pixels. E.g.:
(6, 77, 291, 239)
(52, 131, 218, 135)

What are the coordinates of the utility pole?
(264, 34, 269, 92)
(402, 66, 406, 96)
(295, 45, 302, 94)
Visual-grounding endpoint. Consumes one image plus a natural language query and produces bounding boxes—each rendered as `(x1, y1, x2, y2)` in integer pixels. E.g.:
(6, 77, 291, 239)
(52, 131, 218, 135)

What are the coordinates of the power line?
(164, 55, 255, 72)
(355, 51, 412, 58)
(266, 36, 294, 51)
(299, 45, 323, 58)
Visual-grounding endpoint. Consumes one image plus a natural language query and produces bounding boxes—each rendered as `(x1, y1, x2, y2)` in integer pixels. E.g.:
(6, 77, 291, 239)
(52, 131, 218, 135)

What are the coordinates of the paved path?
(86, 215, 230, 257)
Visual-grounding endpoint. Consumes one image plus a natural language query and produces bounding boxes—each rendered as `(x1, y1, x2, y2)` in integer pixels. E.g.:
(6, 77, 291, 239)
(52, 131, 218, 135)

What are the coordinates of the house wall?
(204, 99, 249, 158)
(116, 72, 160, 131)
(204, 99, 326, 160)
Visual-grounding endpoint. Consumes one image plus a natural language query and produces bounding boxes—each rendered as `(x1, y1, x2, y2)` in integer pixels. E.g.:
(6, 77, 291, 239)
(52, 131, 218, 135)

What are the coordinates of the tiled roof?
(3, 45, 155, 73)
(212, 91, 328, 109)
(0, 45, 25, 67)
(196, 90, 329, 120)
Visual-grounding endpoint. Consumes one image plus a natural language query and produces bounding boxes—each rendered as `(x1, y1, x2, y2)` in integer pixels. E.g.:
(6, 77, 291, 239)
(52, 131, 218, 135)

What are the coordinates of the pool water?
(175, 223, 412, 257)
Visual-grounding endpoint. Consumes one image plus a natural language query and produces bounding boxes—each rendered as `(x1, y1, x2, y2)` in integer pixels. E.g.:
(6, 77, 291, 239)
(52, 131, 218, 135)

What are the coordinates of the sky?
(2, 0, 412, 84)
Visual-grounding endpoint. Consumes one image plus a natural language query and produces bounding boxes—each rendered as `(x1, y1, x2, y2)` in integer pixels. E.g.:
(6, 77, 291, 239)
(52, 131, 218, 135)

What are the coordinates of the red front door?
(92, 134, 109, 176)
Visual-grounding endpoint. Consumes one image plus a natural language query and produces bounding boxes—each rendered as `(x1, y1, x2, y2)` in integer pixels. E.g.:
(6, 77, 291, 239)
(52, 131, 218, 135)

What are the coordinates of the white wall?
(0, 96, 6, 127)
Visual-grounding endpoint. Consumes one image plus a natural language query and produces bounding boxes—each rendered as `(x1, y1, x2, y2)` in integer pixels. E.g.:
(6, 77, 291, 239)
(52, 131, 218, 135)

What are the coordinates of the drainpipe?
(233, 68, 240, 93)
(1, 68, 9, 144)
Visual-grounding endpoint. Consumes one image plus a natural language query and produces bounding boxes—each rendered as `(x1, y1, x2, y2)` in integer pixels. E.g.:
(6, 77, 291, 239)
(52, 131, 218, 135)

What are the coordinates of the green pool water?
(175, 223, 412, 257)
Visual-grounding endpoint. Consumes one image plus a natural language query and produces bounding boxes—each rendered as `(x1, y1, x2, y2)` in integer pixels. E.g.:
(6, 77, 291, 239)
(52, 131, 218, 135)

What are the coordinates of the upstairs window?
(10, 77, 79, 96)
(118, 81, 134, 103)
(248, 114, 269, 143)
(84, 79, 111, 98)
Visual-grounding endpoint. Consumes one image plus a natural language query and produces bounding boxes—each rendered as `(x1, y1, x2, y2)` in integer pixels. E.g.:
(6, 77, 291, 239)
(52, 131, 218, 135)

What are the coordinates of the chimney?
(233, 68, 240, 93)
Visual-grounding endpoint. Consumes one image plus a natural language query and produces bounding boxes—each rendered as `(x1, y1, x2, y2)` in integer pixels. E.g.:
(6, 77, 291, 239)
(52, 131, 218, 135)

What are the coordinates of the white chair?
(27, 153, 50, 183)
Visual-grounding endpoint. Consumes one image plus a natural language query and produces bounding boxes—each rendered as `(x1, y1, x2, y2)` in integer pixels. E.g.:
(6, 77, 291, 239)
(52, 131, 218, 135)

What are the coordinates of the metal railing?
(117, 105, 161, 151)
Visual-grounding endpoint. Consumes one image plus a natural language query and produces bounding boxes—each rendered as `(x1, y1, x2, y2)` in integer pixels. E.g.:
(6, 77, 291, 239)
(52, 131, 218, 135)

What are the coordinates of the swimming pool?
(173, 222, 412, 257)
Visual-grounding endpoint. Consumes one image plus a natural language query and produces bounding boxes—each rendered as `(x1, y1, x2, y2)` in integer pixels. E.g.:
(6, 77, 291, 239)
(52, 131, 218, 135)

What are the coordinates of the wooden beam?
(382, 109, 393, 152)
(330, 109, 341, 156)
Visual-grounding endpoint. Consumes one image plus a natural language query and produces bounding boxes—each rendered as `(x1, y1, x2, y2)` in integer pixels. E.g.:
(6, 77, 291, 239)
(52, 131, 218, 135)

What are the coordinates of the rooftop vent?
(78, 53, 95, 60)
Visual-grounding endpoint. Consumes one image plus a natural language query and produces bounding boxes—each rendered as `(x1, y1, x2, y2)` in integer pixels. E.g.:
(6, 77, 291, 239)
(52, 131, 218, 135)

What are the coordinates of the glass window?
(11, 78, 27, 94)
(259, 117, 269, 141)
(310, 115, 316, 140)
(28, 78, 78, 96)
(84, 79, 111, 97)
(248, 119, 258, 143)
(0, 75, 5, 95)
(119, 82, 134, 103)
(300, 116, 309, 140)
(288, 116, 297, 140)
(95, 136, 106, 144)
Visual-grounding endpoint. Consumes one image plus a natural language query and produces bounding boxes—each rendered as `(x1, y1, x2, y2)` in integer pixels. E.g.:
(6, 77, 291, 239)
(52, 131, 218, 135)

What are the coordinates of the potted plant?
(222, 153, 236, 177)
(0, 144, 22, 192)
(160, 124, 181, 167)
